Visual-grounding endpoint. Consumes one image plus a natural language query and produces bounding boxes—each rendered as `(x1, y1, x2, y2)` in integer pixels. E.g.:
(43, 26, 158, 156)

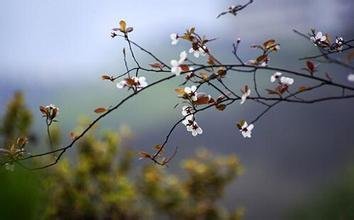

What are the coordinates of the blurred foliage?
(0, 91, 32, 148)
(42, 123, 244, 220)
(0, 92, 244, 220)
(0, 91, 42, 220)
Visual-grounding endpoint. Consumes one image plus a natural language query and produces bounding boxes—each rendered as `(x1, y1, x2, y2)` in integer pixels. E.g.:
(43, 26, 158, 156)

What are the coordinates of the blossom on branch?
(189, 45, 207, 58)
(184, 85, 198, 101)
(171, 51, 188, 76)
(270, 72, 282, 83)
(334, 37, 344, 51)
(182, 115, 203, 136)
(237, 120, 254, 138)
(280, 76, 294, 85)
(240, 85, 251, 104)
(310, 31, 329, 47)
(116, 76, 148, 91)
(40, 104, 59, 120)
(182, 106, 195, 116)
(170, 33, 179, 45)
(270, 72, 294, 85)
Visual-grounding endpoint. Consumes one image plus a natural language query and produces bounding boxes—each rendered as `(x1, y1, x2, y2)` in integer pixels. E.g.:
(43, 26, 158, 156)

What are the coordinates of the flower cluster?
(237, 120, 254, 138)
(310, 31, 328, 47)
(189, 45, 207, 58)
(182, 114, 203, 136)
(40, 104, 60, 122)
(116, 76, 148, 92)
(270, 72, 294, 85)
(310, 30, 344, 51)
(266, 72, 294, 96)
(171, 51, 189, 76)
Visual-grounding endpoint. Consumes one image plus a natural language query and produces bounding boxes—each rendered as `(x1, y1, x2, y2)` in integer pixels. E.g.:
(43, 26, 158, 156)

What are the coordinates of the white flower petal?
(179, 51, 187, 63)
(280, 76, 294, 85)
(348, 74, 354, 82)
(240, 95, 247, 105)
(172, 66, 181, 76)
(171, 59, 179, 67)
(191, 129, 197, 136)
(116, 81, 126, 89)
(315, 32, 323, 39)
(196, 127, 203, 135)
(184, 87, 191, 94)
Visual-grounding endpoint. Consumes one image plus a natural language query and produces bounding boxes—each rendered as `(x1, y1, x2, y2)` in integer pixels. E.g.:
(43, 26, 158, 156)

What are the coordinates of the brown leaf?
(139, 151, 152, 159)
(276, 84, 288, 94)
(266, 89, 281, 95)
(256, 54, 268, 63)
(216, 104, 226, 111)
(175, 87, 185, 96)
(125, 78, 136, 86)
(263, 39, 276, 49)
(16, 137, 28, 147)
(153, 144, 163, 151)
(207, 56, 215, 65)
(217, 68, 227, 77)
(298, 86, 308, 92)
(306, 60, 315, 75)
(149, 62, 164, 69)
(180, 64, 190, 72)
(101, 75, 112, 80)
(39, 105, 47, 115)
(199, 72, 209, 81)
(94, 107, 107, 114)
(193, 94, 211, 105)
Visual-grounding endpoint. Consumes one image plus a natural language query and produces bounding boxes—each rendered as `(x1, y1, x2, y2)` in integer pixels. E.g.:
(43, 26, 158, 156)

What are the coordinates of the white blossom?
(270, 72, 282, 83)
(280, 76, 294, 85)
(240, 87, 251, 105)
(135, 76, 148, 90)
(310, 31, 327, 45)
(239, 121, 254, 138)
(187, 121, 203, 136)
(348, 74, 354, 82)
(335, 37, 344, 51)
(170, 33, 179, 45)
(182, 114, 203, 136)
(116, 76, 148, 91)
(182, 106, 194, 116)
(171, 51, 187, 76)
(188, 46, 206, 58)
(182, 114, 194, 126)
(184, 85, 198, 101)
